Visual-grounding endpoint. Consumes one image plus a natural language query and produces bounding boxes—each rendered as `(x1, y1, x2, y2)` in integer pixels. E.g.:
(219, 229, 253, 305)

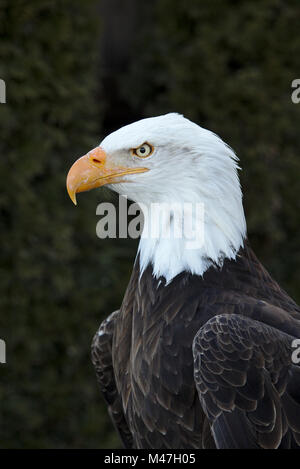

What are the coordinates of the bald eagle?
(67, 113, 300, 449)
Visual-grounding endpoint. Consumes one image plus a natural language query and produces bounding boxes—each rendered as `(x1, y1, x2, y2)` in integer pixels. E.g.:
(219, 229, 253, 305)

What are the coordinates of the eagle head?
(66, 113, 246, 281)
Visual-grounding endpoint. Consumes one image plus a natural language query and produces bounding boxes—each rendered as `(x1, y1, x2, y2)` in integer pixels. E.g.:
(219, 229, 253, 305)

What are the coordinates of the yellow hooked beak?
(66, 146, 149, 205)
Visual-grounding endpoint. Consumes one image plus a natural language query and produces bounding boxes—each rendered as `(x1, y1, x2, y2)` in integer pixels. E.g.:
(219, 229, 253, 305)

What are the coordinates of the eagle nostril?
(92, 158, 101, 164)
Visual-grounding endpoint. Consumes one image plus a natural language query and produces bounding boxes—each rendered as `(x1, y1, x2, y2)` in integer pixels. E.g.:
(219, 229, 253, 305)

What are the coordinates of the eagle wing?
(193, 307, 300, 449)
(91, 310, 133, 448)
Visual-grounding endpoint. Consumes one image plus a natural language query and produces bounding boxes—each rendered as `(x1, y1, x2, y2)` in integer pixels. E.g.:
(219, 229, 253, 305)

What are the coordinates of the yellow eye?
(131, 143, 154, 158)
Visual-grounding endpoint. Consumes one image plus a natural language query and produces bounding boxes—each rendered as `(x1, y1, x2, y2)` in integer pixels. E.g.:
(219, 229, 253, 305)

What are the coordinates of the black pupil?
(140, 147, 146, 153)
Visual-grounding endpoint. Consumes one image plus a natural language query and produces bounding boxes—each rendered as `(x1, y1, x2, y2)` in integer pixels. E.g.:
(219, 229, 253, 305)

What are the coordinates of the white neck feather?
(138, 199, 246, 283)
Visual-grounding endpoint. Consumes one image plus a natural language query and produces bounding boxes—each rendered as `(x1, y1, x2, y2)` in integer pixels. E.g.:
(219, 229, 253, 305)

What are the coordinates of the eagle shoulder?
(193, 311, 300, 449)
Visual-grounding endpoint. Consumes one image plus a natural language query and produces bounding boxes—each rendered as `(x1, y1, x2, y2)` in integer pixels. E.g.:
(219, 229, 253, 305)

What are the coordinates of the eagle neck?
(137, 195, 246, 284)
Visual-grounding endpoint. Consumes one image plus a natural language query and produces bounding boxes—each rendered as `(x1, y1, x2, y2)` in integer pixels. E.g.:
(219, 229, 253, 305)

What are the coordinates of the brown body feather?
(92, 241, 300, 448)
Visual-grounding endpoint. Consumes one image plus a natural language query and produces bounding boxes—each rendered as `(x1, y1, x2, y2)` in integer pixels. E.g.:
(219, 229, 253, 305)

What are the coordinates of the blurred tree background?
(0, 0, 299, 448)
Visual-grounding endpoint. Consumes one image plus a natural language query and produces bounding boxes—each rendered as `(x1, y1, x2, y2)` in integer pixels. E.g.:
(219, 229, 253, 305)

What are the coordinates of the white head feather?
(100, 113, 247, 283)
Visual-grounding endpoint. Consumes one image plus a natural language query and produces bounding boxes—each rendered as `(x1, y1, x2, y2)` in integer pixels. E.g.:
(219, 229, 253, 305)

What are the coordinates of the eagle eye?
(131, 143, 154, 158)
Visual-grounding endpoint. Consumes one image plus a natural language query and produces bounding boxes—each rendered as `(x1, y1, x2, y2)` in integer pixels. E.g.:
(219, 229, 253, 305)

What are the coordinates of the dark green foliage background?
(0, 0, 299, 448)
